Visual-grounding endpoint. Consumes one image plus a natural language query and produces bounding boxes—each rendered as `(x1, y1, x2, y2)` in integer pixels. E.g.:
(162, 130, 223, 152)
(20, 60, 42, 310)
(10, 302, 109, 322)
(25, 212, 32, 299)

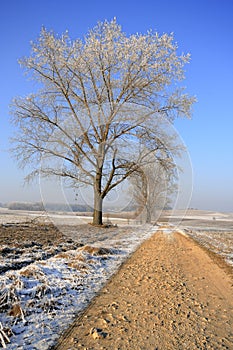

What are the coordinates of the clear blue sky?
(0, 0, 232, 211)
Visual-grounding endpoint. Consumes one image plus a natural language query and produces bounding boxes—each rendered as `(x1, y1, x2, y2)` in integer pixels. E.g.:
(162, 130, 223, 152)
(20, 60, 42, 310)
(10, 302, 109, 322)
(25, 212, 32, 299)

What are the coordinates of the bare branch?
(11, 19, 195, 225)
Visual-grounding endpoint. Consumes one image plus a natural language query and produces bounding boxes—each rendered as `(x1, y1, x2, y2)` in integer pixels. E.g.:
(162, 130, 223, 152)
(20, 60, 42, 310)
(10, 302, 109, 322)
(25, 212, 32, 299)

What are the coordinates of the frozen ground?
(0, 209, 232, 349)
(0, 213, 156, 349)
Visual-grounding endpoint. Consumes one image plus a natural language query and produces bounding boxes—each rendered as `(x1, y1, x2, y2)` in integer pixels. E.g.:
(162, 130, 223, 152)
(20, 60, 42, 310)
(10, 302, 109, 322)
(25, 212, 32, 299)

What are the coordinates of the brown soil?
(0, 223, 64, 246)
(53, 230, 233, 350)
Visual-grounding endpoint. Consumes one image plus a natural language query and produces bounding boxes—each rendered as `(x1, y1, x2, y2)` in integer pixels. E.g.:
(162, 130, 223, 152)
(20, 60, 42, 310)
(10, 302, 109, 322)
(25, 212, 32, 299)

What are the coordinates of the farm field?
(0, 208, 232, 349)
(172, 210, 233, 267)
(0, 209, 156, 349)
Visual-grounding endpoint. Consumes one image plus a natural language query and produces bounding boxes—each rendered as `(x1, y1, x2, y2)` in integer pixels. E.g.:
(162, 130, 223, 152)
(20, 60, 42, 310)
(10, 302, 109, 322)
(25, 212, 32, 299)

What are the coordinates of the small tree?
(11, 19, 195, 225)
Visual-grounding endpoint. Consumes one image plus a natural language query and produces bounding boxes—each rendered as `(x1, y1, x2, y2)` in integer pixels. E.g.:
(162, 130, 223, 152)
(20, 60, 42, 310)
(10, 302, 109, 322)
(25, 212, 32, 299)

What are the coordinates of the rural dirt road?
(53, 228, 233, 350)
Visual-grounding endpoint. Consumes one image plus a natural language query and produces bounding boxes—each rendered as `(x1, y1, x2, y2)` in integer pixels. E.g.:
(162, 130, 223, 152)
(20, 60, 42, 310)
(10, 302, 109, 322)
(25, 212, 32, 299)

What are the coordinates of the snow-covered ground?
(0, 220, 156, 349)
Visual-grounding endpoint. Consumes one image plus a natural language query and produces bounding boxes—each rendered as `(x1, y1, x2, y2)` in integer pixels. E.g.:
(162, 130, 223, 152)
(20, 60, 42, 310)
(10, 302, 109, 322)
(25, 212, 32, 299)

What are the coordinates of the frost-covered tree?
(11, 19, 195, 225)
(130, 159, 177, 224)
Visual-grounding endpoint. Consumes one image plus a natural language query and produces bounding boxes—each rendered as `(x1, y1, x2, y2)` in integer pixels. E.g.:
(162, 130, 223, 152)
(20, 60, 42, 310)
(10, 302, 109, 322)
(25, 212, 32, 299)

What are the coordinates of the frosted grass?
(0, 224, 156, 349)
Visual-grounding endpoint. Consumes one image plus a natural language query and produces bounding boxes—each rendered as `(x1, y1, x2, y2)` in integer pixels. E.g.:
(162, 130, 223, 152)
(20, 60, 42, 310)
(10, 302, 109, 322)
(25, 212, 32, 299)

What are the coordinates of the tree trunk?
(92, 168, 103, 226)
(93, 191, 103, 225)
(145, 206, 152, 224)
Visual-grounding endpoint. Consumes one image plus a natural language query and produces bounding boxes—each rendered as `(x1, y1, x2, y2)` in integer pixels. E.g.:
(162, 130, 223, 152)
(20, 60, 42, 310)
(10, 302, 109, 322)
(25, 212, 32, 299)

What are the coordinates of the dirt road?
(53, 229, 233, 350)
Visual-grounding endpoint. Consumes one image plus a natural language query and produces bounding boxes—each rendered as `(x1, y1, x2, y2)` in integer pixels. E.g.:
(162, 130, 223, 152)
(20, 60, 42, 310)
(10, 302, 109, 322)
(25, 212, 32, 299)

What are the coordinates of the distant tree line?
(7, 202, 44, 211)
(6, 202, 93, 212)
(4, 201, 140, 213)
(46, 203, 93, 212)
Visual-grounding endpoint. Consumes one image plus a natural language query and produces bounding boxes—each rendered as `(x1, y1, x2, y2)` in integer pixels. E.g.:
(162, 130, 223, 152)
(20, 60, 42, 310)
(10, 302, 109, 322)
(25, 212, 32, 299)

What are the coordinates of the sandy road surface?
(53, 229, 233, 350)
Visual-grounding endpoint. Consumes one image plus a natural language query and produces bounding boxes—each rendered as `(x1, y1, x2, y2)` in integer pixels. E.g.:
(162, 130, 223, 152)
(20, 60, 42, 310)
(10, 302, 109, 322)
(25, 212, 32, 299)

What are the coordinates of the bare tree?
(130, 158, 177, 224)
(10, 19, 195, 225)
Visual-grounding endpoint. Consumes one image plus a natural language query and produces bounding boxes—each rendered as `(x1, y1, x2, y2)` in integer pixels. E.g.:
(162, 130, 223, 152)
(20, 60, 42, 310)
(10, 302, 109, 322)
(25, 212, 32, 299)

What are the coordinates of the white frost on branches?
(11, 19, 195, 224)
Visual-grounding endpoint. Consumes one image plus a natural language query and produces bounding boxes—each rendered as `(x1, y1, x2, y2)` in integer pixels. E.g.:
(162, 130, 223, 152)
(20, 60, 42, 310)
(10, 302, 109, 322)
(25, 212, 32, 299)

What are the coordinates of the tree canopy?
(11, 19, 195, 225)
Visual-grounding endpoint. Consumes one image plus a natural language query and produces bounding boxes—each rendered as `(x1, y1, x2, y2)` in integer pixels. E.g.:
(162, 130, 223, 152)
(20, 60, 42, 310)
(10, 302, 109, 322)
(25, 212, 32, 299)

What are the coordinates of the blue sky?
(0, 0, 232, 211)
